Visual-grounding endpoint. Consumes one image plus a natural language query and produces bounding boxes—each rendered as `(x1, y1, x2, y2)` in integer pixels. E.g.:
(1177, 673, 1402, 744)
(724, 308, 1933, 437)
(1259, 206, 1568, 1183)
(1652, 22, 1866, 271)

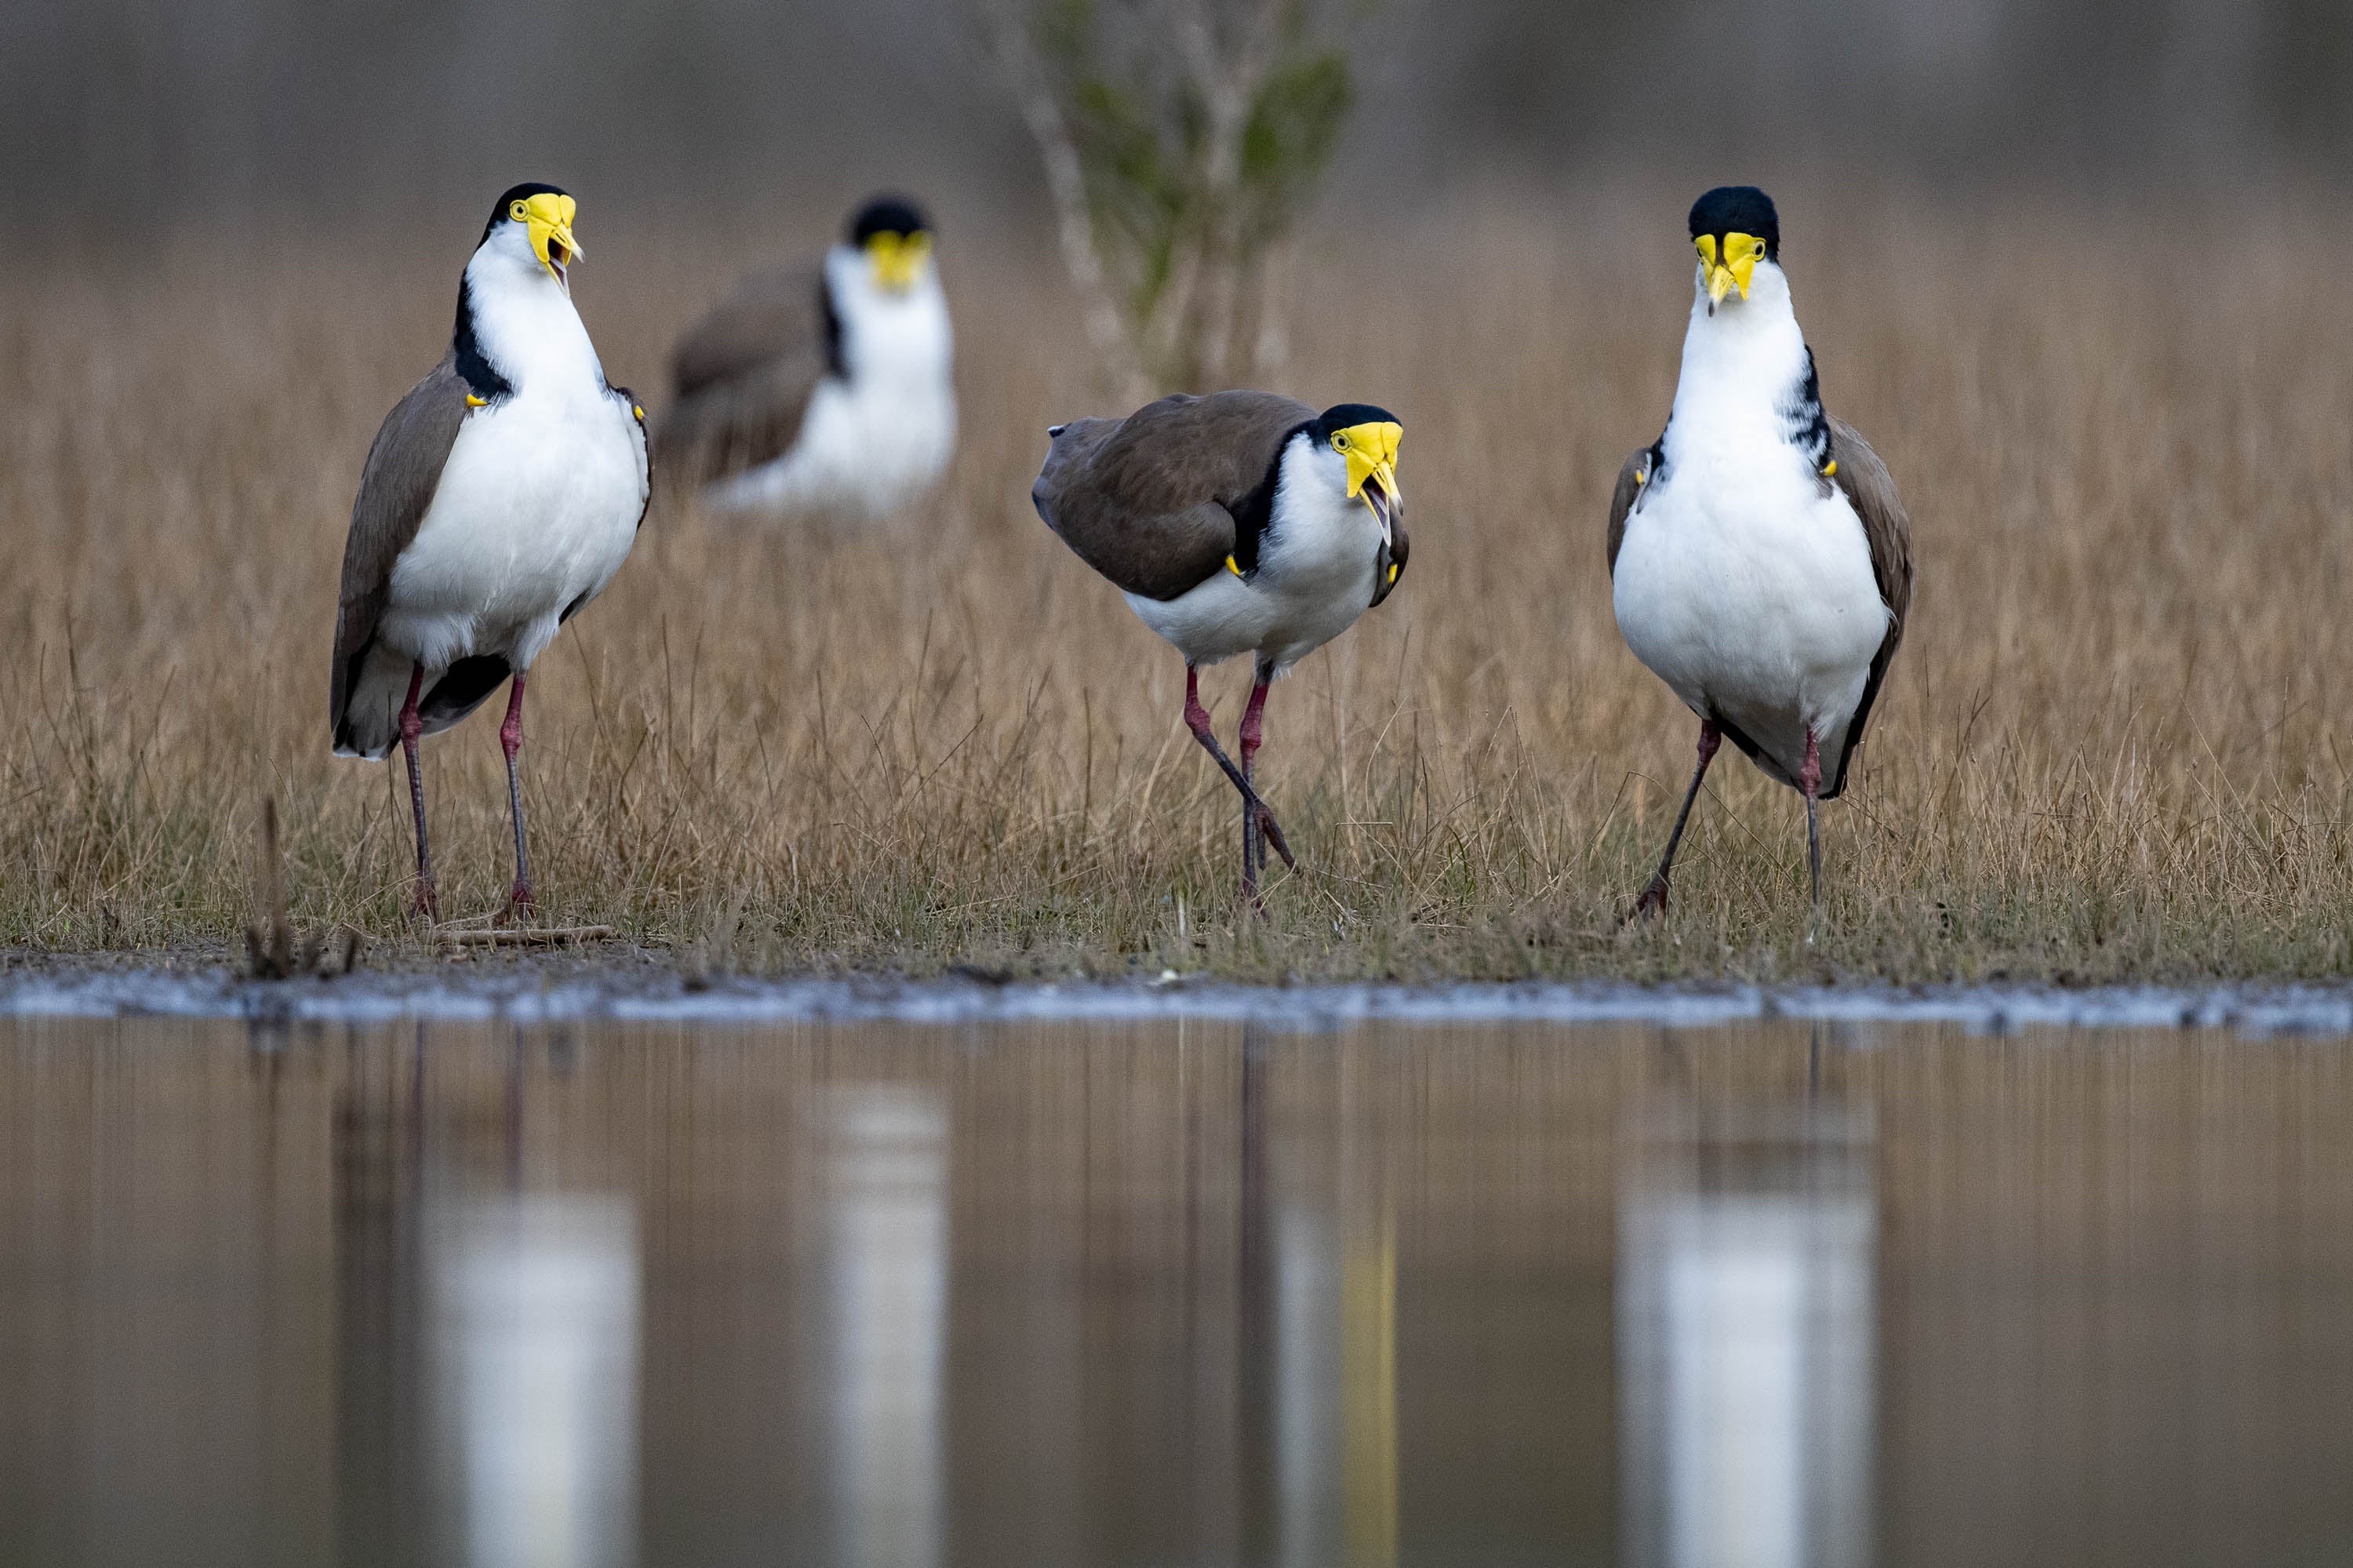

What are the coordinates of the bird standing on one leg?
(329, 184, 651, 922)
(1607, 187, 1913, 919)
(1031, 393, 1411, 902)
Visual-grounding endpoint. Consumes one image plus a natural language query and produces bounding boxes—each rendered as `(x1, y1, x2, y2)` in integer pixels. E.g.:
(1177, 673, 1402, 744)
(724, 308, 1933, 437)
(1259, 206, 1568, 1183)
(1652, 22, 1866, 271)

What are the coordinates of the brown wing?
(329, 357, 472, 745)
(1604, 442, 1659, 578)
(1823, 416, 1914, 798)
(653, 262, 831, 485)
(1031, 391, 1315, 602)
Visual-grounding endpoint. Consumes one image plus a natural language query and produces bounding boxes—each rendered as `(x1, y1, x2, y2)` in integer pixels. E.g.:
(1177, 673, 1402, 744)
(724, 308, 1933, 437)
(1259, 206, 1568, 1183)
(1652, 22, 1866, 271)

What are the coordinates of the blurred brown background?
(5, 0, 2350, 238)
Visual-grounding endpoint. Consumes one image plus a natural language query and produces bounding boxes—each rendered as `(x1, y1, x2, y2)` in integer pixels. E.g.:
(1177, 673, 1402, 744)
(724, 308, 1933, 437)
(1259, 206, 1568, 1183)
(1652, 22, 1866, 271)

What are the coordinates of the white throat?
(461, 234, 606, 395)
(1664, 258, 1809, 460)
(1265, 437, 1380, 581)
(824, 244, 954, 392)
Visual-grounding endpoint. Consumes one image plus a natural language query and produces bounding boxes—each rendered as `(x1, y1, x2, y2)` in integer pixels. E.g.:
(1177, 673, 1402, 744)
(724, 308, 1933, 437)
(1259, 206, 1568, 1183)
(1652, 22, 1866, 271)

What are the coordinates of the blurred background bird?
(1033, 392, 1408, 900)
(653, 195, 955, 518)
(329, 183, 650, 922)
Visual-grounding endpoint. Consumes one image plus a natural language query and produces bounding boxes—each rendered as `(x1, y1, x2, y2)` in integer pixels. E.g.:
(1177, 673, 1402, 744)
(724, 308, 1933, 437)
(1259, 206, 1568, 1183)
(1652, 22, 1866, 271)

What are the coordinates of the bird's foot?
(407, 882, 439, 926)
(500, 882, 536, 926)
(1624, 876, 1671, 926)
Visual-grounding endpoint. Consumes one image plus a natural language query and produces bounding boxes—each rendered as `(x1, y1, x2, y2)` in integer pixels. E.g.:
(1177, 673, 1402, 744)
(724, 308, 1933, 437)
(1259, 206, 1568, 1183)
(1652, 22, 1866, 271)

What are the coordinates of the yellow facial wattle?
(1696, 230, 1765, 305)
(1336, 420, 1402, 498)
(1333, 420, 1403, 541)
(865, 230, 931, 293)
(515, 191, 582, 286)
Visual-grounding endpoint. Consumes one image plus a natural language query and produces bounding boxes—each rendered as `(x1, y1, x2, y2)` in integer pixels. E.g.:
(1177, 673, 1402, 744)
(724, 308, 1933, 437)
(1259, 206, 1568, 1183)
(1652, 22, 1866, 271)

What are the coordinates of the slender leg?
(1799, 725, 1823, 916)
(1182, 666, 1296, 880)
(1238, 671, 1274, 901)
(1239, 750, 1259, 900)
(1627, 719, 1720, 922)
(398, 664, 437, 922)
(500, 673, 533, 918)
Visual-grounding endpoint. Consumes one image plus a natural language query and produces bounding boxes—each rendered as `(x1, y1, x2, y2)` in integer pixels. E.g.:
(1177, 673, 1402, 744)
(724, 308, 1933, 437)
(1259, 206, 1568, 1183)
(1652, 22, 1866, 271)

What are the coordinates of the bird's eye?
(1754, 241, 1767, 260)
(1333, 433, 1349, 451)
(511, 200, 529, 221)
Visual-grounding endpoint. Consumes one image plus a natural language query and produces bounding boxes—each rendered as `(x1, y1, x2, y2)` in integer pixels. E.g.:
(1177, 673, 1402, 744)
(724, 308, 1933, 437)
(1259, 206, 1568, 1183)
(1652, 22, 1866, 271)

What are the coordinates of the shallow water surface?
(3, 1017, 2350, 1566)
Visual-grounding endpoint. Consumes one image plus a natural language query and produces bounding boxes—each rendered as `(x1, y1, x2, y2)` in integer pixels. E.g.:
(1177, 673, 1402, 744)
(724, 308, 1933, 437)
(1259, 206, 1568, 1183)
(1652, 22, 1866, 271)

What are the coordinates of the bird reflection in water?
(1618, 1099, 1875, 1568)
(825, 1085, 947, 1568)
(1251, 1033, 1399, 1568)
(430, 1195, 641, 1568)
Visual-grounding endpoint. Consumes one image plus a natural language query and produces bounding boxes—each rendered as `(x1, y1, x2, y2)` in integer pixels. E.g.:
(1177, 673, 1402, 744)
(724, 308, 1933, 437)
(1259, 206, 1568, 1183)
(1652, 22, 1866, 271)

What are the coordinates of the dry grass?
(5, 188, 2353, 982)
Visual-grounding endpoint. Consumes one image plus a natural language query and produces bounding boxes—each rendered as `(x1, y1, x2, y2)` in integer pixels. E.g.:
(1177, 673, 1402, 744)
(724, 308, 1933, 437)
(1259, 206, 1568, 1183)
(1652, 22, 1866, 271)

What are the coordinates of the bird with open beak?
(1032, 394, 1413, 903)
(512, 188, 583, 294)
(329, 182, 649, 922)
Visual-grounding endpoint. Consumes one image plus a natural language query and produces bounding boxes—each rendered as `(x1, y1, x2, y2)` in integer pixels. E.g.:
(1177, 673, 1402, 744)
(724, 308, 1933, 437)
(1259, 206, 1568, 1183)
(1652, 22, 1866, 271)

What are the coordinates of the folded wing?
(653, 263, 831, 485)
(330, 356, 472, 748)
(1031, 391, 1314, 602)
(1824, 416, 1914, 797)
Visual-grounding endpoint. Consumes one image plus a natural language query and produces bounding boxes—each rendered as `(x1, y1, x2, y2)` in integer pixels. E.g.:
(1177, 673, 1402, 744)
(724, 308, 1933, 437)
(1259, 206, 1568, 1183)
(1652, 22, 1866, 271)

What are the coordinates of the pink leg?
(1799, 726, 1823, 911)
(1628, 719, 1720, 922)
(399, 664, 437, 922)
(1238, 677, 1271, 898)
(1180, 667, 1295, 897)
(500, 674, 533, 917)
(1238, 678, 1270, 775)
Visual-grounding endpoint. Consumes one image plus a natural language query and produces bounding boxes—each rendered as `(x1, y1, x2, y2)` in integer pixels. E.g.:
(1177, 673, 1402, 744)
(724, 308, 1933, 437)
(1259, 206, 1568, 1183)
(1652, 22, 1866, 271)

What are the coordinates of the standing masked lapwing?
(654, 195, 954, 515)
(1032, 392, 1409, 900)
(1608, 186, 1912, 919)
(330, 182, 650, 921)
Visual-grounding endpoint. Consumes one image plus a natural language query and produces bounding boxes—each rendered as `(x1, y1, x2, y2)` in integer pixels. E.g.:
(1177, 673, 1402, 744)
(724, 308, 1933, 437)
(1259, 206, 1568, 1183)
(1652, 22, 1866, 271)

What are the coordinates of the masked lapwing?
(654, 195, 954, 516)
(329, 182, 650, 921)
(1608, 186, 1912, 919)
(1033, 392, 1409, 899)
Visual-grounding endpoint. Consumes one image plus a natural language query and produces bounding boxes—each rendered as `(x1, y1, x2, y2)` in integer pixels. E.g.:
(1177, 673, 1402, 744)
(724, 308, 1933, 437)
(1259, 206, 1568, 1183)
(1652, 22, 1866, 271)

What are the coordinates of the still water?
(2, 1016, 2349, 1566)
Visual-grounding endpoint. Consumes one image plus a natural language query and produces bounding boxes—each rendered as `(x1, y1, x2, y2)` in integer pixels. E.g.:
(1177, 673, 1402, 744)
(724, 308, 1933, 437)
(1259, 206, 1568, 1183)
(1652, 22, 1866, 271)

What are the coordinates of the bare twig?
(245, 798, 365, 979)
(1176, 0, 1286, 384)
(245, 797, 296, 979)
(975, 0, 1347, 392)
(978, 2, 1148, 399)
(441, 926, 616, 949)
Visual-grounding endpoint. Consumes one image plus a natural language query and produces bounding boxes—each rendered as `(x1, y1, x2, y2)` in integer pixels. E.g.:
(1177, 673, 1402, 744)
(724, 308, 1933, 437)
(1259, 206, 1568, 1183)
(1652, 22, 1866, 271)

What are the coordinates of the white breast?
(1611, 267, 1888, 784)
(707, 247, 956, 517)
(1124, 438, 1382, 676)
(381, 387, 646, 673)
(376, 246, 648, 673)
(1613, 462, 1885, 781)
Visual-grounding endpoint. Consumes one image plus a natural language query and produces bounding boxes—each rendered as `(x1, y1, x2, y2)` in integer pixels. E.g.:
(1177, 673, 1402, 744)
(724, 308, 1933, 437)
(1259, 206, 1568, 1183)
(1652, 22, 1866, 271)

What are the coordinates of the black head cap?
(849, 195, 930, 245)
(482, 181, 569, 246)
(1688, 186, 1778, 260)
(1310, 402, 1400, 438)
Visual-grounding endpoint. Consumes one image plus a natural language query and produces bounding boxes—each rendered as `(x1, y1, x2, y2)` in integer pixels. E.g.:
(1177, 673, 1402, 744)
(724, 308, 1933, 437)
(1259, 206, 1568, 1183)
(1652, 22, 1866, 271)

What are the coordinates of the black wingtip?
(1047, 424, 1067, 439)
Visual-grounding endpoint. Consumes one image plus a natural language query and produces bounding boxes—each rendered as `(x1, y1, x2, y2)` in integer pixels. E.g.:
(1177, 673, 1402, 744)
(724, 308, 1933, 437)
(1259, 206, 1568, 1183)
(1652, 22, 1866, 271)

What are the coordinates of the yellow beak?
(523, 191, 583, 291)
(866, 231, 931, 293)
(1696, 231, 1761, 307)
(1339, 420, 1404, 544)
